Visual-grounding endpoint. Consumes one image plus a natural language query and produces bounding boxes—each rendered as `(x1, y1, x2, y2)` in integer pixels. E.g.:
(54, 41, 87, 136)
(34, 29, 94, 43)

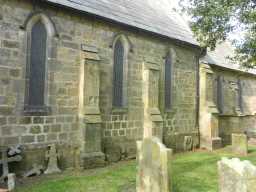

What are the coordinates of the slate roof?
(201, 41, 256, 75)
(45, 0, 199, 47)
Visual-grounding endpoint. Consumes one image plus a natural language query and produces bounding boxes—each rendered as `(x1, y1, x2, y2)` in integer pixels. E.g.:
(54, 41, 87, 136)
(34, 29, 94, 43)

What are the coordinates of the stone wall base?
(102, 138, 137, 163)
(5, 144, 78, 175)
(200, 137, 222, 151)
(247, 131, 256, 139)
(163, 132, 199, 152)
(220, 134, 232, 146)
(211, 137, 222, 150)
(82, 152, 106, 169)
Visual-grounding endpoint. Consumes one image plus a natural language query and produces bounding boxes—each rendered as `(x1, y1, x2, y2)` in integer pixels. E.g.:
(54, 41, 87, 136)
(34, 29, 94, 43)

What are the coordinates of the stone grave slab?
(136, 137, 172, 192)
(183, 136, 193, 151)
(45, 144, 61, 174)
(23, 164, 43, 177)
(218, 158, 256, 192)
(232, 134, 248, 156)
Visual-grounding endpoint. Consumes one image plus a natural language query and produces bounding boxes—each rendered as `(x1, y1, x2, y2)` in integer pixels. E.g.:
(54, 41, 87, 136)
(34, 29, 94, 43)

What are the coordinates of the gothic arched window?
(217, 75, 224, 114)
(23, 13, 57, 115)
(113, 37, 128, 108)
(237, 79, 243, 113)
(165, 52, 173, 110)
(28, 21, 47, 107)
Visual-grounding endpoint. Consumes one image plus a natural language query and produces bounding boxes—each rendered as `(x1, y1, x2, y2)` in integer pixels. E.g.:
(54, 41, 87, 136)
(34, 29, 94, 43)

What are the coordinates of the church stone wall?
(162, 48, 199, 151)
(0, 0, 199, 171)
(0, 0, 81, 171)
(211, 66, 256, 145)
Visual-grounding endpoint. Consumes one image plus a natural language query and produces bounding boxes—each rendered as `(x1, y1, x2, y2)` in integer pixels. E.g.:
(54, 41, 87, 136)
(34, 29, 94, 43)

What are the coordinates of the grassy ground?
(16, 146, 256, 192)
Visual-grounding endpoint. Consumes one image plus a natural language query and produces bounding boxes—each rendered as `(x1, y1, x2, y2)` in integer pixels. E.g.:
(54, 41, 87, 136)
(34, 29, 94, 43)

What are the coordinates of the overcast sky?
(170, 0, 179, 8)
(170, 0, 242, 42)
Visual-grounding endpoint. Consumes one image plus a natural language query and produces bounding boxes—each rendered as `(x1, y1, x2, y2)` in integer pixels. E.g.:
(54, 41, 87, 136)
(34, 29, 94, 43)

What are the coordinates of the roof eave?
(43, 0, 201, 49)
(203, 62, 256, 76)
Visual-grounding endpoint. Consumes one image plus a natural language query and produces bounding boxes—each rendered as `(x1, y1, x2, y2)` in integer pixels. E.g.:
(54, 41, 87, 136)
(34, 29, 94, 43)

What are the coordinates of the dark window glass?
(28, 21, 47, 107)
(238, 79, 243, 112)
(217, 75, 224, 113)
(165, 53, 172, 110)
(113, 39, 124, 107)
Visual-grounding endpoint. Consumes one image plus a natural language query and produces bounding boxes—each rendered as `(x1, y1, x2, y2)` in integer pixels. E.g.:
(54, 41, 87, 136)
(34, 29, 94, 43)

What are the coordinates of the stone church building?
(0, 0, 201, 170)
(1, 0, 256, 172)
(200, 42, 256, 150)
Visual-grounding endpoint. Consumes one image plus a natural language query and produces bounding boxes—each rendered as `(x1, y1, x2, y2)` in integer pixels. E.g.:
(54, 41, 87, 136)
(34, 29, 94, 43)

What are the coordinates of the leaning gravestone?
(0, 147, 22, 181)
(218, 158, 256, 192)
(184, 136, 193, 151)
(23, 164, 44, 177)
(232, 133, 248, 156)
(136, 137, 172, 192)
(45, 144, 61, 174)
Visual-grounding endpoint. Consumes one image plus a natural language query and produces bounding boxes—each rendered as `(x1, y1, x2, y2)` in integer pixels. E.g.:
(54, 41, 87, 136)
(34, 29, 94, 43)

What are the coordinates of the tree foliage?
(180, 0, 256, 67)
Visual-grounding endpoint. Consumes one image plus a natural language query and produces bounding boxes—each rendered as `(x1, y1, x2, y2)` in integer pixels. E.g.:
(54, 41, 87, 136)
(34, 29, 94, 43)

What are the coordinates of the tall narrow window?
(23, 13, 57, 115)
(28, 21, 47, 107)
(237, 79, 243, 112)
(165, 53, 173, 110)
(113, 39, 125, 107)
(217, 75, 224, 113)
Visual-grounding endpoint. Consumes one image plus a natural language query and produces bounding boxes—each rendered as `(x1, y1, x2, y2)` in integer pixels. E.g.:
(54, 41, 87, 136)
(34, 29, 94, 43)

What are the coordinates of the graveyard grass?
(17, 146, 256, 192)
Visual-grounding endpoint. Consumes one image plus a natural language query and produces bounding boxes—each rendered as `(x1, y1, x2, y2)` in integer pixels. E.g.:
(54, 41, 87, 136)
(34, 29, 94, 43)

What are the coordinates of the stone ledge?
(112, 107, 128, 114)
(81, 44, 98, 53)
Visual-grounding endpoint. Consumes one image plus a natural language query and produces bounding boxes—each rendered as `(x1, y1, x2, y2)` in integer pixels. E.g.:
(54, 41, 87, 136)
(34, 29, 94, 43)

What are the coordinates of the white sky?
(172, 0, 181, 9)
(170, 0, 192, 22)
(170, 0, 243, 42)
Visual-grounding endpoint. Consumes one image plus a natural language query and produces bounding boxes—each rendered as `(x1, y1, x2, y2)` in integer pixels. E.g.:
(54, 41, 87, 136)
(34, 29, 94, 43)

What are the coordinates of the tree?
(180, 0, 256, 67)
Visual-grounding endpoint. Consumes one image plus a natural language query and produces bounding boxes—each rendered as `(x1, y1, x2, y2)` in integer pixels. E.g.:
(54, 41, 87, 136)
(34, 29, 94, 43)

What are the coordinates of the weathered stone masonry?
(216, 69, 256, 145)
(200, 42, 256, 150)
(0, 0, 200, 171)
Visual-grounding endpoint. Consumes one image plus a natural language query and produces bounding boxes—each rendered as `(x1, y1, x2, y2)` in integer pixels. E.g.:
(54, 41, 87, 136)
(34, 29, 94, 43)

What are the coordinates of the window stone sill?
(24, 105, 51, 116)
(112, 107, 128, 114)
(165, 108, 177, 114)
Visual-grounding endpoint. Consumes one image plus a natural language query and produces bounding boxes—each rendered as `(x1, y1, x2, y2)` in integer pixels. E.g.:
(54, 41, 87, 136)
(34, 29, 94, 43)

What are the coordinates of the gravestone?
(218, 158, 256, 192)
(136, 137, 172, 192)
(7, 173, 15, 191)
(23, 164, 43, 177)
(0, 147, 22, 180)
(8, 145, 22, 156)
(73, 146, 81, 171)
(184, 136, 193, 151)
(232, 134, 248, 156)
(45, 144, 61, 174)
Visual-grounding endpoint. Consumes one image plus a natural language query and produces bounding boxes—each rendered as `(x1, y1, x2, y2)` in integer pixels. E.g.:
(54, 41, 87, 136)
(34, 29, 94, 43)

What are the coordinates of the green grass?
(16, 146, 256, 192)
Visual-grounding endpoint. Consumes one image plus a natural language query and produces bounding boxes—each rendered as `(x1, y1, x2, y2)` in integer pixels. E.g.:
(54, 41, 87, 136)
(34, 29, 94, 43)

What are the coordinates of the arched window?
(28, 21, 47, 107)
(112, 35, 129, 108)
(165, 51, 173, 110)
(237, 79, 243, 113)
(23, 13, 57, 115)
(217, 75, 224, 114)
